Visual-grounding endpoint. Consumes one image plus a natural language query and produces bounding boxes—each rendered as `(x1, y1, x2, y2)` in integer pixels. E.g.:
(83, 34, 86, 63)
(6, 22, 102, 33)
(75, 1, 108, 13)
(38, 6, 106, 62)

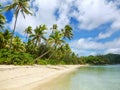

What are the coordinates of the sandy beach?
(0, 65, 83, 90)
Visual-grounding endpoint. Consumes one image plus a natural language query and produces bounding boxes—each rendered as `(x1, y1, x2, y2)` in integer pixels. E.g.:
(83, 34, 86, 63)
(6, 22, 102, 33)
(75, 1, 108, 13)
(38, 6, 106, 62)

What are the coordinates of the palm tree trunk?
(35, 40, 37, 47)
(48, 50, 56, 59)
(48, 45, 57, 59)
(38, 39, 41, 46)
(10, 13, 19, 49)
(37, 49, 51, 59)
(34, 48, 52, 63)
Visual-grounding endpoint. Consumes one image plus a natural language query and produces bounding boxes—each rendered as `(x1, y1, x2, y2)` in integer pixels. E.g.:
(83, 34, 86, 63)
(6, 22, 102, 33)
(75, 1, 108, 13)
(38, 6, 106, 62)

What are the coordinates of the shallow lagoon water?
(37, 65, 120, 90)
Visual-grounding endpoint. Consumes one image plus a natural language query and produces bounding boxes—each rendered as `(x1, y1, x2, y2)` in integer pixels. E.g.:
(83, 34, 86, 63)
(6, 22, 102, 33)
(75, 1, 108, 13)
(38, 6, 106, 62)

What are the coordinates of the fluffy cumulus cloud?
(74, 0, 118, 29)
(74, 0, 120, 39)
(2, 0, 120, 36)
(0, 0, 12, 5)
(70, 38, 120, 56)
(9, 0, 59, 35)
(6, 0, 76, 35)
(105, 48, 120, 54)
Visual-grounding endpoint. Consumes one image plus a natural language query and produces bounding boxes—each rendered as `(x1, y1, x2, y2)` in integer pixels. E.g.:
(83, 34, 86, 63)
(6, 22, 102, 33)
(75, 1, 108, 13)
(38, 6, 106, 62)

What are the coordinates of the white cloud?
(71, 0, 120, 40)
(70, 38, 120, 56)
(9, 0, 58, 35)
(9, 14, 38, 35)
(3, 0, 120, 39)
(56, 0, 74, 28)
(8, 0, 74, 35)
(73, 0, 120, 39)
(74, 0, 116, 30)
(70, 38, 103, 50)
(97, 18, 120, 39)
(0, 0, 12, 5)
(105, 48, 120, 54)
(97, 30, 113, 39)
(71, 48, 97, 56)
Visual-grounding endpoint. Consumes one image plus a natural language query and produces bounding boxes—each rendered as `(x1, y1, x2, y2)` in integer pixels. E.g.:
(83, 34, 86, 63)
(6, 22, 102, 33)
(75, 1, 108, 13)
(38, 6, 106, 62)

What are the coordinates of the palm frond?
(3, 3, 17, 12)
(23, 7, 32, 15)
(21, 9, 25, 18)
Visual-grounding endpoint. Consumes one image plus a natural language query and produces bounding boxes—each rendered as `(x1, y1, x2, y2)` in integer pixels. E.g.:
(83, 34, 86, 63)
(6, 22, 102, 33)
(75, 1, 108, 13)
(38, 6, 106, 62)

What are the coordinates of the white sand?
(0, 65, 83, 90)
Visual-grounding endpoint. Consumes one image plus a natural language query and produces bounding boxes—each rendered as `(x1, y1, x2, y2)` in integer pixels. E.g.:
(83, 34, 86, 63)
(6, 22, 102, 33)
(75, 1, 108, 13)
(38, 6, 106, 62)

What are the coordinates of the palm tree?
(0, 31, 4, 48)
(4, 0, 32, 49)
(48, 31, 64, 49)
(12, 36, 25, 52)
(24, 26, 32, 40)
(3, 29, 12, 48)
(25, 39, 37, 54)
(0, 4, 6, 30)
(0, 30, 11, 48)
(51, 24, 58, 34)
(35, 30, 65, 60)
(30, 25, 47, 46)
(62, 44, 72, 59)
(47, 31, 65, 59)
(62, 25, 73, 40)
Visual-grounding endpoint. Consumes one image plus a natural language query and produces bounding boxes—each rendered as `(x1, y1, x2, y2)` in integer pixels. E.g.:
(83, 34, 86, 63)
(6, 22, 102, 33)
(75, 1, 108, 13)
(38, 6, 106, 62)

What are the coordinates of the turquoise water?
(37, 65, 120, 90)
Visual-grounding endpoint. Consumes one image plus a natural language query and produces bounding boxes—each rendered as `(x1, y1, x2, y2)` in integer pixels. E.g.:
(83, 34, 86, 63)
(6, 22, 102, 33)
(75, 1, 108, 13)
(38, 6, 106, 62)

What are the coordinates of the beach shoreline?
(0, 65, 84, 90)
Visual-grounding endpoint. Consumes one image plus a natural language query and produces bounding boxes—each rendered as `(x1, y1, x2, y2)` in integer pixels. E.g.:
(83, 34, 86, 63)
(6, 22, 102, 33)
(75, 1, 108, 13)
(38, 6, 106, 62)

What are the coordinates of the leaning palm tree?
(35, 30, 65, 60)
(62, 44, 72, 59)
(48, 31, 64, 49)
(29, 25, 47, 46)
(4, 0, 32, 49)
(47, 31, 65, 59)
(62, 25, 73, 40)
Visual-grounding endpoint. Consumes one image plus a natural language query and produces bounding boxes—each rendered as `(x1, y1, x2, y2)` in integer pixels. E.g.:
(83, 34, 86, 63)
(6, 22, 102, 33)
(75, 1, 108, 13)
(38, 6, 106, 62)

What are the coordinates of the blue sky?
(1, 0, 120, 56)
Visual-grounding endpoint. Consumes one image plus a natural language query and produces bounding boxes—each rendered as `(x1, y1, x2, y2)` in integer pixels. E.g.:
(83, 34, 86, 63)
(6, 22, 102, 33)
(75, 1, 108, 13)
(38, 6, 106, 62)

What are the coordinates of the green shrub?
(37, 59, 48, 65)
(0, 49, 34, 65)
(47, 59, 58, 65)
(59, 61, 66, 65)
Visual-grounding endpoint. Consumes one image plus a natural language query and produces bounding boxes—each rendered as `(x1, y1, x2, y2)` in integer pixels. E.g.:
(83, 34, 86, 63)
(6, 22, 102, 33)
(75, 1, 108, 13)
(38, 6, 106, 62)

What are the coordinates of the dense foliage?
(0, 2, 120, 65)
(104, 54, 120, 64)
(78, 54, 120, 65)
(0, 49, 34, 65)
